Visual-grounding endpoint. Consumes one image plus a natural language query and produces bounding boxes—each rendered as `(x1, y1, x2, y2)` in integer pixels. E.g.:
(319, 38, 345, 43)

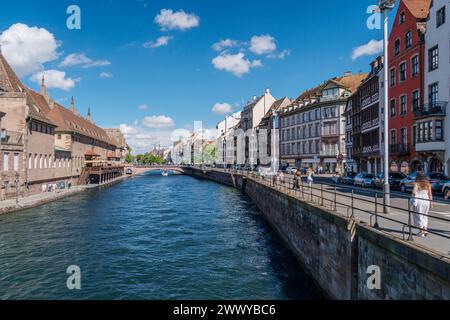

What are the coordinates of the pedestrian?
(307, 168, 314, 188)
(445, 190, 450, 201)
(293, 171, 301, 190)
(411, 172, 433, 238)
(42, 184, 47, 194)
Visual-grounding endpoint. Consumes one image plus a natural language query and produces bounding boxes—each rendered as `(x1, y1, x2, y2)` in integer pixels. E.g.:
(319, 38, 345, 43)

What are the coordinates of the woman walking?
(293, 171, 301, 190)
(307, 168, 314, 188)
(411, 172, 433, 238)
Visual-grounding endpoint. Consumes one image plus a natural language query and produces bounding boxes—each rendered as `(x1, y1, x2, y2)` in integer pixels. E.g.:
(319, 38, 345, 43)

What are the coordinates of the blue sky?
(0, 0, 398, 153)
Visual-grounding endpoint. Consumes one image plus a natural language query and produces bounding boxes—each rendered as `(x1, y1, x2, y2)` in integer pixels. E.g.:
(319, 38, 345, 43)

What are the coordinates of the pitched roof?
(45, 102, 115, 145)
(261, 97, 291, 120)
(403, 0, 432, 19)
(331, 73, 368, 93)
(0, 52, 26, 93)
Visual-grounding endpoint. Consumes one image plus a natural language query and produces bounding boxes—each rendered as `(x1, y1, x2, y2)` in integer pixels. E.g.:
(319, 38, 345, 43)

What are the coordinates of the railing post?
(320, 183, 324, 206)
(351, 189, 354, 218)
(301, 177, 304, 199)
(333, 185, 337, 211)
(407, 200, 414, 241)
(374, 193, 379, 228)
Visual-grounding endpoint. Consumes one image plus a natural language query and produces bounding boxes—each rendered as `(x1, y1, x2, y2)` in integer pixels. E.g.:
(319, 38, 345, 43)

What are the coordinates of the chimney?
(265, 87, 270, 95)
(70, 96, 75, 112)
(344, 71, 352, 77)
(253, 95, 257, 101)
(87, 107, 93, 123)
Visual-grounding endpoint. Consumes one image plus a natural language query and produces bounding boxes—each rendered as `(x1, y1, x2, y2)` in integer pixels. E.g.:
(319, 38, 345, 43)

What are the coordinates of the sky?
(0, 0, 398, 154)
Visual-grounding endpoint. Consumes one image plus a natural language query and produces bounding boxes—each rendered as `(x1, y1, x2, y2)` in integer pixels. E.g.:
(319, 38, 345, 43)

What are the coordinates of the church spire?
(70, 96, 75, 112)
(40, 75, 46, 96)
(87, 107, 93, 122)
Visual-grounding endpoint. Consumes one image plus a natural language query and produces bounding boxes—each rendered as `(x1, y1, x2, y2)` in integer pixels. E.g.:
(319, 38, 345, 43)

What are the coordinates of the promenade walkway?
(210, 168, 450, 257)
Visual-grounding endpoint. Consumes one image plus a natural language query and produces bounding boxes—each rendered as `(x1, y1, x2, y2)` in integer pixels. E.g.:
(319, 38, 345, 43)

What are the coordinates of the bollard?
(374, 193, 379, 228)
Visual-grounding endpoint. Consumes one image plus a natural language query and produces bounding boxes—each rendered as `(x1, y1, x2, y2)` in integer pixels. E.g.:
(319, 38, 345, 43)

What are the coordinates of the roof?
(328, 73, 368, 93)
(85, 150, 100, 156)
(403, 0, 432, 19)
(0, 52, 54, 125)
(261, 97, 291, 121)
(45, 102, 115, 145)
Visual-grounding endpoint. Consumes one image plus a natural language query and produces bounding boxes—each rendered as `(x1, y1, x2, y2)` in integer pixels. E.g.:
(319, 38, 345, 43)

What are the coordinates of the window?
(412, 90, 420, 111)
(390, 130, 396, 145)
(390, 68, 396, 87)
(400, 128, 408, 145)
(436, 120, 443, 140)
(28, 154, 32, 170)
(399, 11, 406, 24)
(411, 55, 419, 76)
(390, 99, 396, 117)
(437, 6, 446, 27)
(399, 63, 407, 82)
(412, 126, 416, 146)
(39, 155, 43, 169)
(400, 95, 407, 115)
(13, 153, 19, 172)
(34, 154, 38, 169)
(405, 31, 412, 48)
(394, 39, 401, 56)
(429, 46, 439, 71)
(429, 83, 439, 106)
(57, 134, 62, 140)
(3, 152, 9, 172)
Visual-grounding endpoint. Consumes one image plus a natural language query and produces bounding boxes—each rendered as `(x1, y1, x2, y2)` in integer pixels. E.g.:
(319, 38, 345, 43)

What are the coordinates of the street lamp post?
(379, 0, 396, 214)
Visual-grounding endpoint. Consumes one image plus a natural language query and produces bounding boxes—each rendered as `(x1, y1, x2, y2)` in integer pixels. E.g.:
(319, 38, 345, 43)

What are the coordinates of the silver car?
(354, 173, 375, 188)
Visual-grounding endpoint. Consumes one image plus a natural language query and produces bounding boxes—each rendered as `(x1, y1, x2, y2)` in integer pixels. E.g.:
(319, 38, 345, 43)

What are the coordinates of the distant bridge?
(132, 165, 186, 175)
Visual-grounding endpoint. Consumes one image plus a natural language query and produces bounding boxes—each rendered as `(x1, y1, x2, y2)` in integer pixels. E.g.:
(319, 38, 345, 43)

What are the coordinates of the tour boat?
(161, 170, 169, 177)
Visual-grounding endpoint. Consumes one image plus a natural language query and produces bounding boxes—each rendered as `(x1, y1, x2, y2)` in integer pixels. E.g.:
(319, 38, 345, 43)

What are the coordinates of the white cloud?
(212, 53, 262, 77)
(0, 23, 60, 77)
(143, 36, 173, 49)
(31, 70, 78, 91)
(142, 115, 175, 128)
(250, 34, 276, 55)
(138, 104, 150, 110)
(170, 128, 191, 142)
(212, 39, 241, 52)
(59, 53, 111, 68)
(212, 102, 233, 115)
(120, 123, 140, 135)
(267, 49, 292, 60)
(154, 9, 200, 31)
(351, 39, 383, 60)
(99, 72, 113, 78)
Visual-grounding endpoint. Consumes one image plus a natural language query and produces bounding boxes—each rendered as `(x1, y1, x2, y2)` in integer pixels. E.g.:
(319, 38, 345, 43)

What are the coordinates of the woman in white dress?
(307, 168, 314, 188)
(411, 172, 433, 238)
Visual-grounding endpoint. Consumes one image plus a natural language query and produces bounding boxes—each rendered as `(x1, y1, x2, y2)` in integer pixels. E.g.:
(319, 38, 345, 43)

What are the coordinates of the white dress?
(413, 188, 430, 230)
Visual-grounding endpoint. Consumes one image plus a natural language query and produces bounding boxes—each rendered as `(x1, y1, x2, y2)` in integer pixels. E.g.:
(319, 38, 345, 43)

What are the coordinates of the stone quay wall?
(183, 167, 450, 300)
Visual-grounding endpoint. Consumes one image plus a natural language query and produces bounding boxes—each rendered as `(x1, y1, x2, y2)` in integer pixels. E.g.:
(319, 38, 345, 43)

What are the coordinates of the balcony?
(361, 118, 380, 132)
(322, 128, 339, 137)
(0, 130, 23, 146)
(320, 149, 338, 157)
(389, 143, 411, 156)
(415, 102, 447, 119)
(415, 138, 446, 152)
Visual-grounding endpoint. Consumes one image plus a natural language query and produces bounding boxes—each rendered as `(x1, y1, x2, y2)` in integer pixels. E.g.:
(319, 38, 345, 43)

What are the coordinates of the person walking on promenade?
(293, 171, 301, 190)
(445, 189, 450, 201)
(307, 168, 314, 188)
(411, 172, 433, 238)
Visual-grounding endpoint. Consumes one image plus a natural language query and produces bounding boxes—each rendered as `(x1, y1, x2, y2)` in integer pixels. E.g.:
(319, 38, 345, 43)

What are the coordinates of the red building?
(388, 0, 431, 174)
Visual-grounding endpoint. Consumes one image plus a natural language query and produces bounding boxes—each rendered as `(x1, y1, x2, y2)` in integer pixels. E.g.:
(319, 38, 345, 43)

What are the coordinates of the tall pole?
(383, 9, 390, 214)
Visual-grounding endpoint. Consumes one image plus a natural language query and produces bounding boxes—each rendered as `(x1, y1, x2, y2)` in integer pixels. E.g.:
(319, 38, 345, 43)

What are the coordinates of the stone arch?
(390, 160, 398, 172)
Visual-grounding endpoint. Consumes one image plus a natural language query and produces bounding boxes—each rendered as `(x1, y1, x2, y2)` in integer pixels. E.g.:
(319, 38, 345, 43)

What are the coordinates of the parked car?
(285, 167, 298, 175)
(374, 172, 406, 189)
(125, 168, 133, 175)
(443, 182, 450, 198)
(340, 172, 357, 185)
(400, 172, 448, 193)
(354, 173, 375, 188)
(428, 172, 449, 193)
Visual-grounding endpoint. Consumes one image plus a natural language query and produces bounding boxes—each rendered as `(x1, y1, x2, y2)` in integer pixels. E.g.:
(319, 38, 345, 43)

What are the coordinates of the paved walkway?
(210, 168, 450, 257)
(0, 186, 87, 214)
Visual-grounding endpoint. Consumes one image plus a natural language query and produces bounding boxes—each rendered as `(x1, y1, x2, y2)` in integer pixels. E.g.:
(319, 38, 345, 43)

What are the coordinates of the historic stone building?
(388, 0, 431, 174)
(0, 51, 122, 198)
(279, 72, 366, 173)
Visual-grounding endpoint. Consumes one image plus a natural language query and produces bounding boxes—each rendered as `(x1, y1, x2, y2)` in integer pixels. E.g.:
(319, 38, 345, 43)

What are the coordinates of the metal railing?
(415, 101, 447, 118)
(198, 166, 450, 247)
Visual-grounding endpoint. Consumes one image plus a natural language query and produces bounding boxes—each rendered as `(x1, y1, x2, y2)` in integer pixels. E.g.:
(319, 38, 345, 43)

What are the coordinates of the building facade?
(347, 57, 384, 175)
(388, 0, 431, 174)
(422, 0, 449, 175)
(280, 72, 366, 173)
(0, 51, 122, 198)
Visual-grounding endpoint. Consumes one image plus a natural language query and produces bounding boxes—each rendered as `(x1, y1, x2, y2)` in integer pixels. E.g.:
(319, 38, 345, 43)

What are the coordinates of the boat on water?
(161, 170, 169, 177)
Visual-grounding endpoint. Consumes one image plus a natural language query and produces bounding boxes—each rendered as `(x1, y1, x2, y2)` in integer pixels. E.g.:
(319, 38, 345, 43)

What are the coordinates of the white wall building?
(423, 0, 449, 175)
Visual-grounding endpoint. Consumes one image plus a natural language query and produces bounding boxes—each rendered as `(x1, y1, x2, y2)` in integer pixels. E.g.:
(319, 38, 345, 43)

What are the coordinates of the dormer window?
(405, 31, 412, 49)
(394, 39, 401, 56)
(399, 11, 406, 24)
